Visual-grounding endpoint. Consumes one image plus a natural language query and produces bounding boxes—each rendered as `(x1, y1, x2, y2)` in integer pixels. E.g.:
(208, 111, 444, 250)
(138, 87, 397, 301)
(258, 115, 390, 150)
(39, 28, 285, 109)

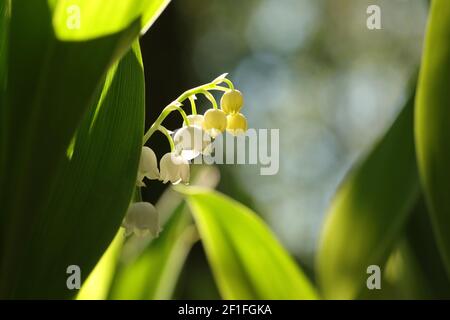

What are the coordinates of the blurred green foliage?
(317, 93, 419, 299)
(415, 0, 450, 278)
(109, 203, 195, 300)
(183, 187, 318, 299)
(0, 0, 159, 298)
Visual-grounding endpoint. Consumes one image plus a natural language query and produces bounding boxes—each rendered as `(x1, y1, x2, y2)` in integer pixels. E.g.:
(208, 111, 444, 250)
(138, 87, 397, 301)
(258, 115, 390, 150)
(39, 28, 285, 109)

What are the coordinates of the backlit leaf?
(182, 187, 318, 300)
(316, 95, 419, 299)
(51, 0, 170, 40)
(415, 0, 450, 277)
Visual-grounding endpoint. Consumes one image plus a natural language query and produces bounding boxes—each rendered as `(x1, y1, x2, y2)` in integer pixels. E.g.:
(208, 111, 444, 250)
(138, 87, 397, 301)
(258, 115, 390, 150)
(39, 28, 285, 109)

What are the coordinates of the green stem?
(143, 103, 189, 143)
(188, 95, 197, 115)
(210, 86, 229, 92)
(143, 79, 229, 143)
(202, 90, 218, 109)
(157, 125, 175, 151)
(221, 79, 234, 90)
(133, 186, 143, 202)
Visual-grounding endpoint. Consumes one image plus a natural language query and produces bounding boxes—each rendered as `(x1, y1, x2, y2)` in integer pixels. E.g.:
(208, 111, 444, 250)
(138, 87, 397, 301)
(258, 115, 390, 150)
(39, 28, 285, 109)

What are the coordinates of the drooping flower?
(159, 152, 190, 185)
(226, 112, 248, 135)
(203, 108, 227, 138)
(122, 202, 160, 237)
(220, 89, 243, 114)
(184, 114, 204, 128)
(136, 146, 159, 186)
(173, 125, 211, 160)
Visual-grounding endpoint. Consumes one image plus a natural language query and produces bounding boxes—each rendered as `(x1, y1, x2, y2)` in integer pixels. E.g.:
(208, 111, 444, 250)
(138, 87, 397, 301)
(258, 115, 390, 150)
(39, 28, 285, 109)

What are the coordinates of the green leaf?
(0, 35, 145, 297)
(0, 0, 171, 298)
(181, 187, 318, 300)
(316, 95, 419, 299)
(403, 197, 450, 299)
(109, 202, 196, 300)
(140, 0, 171, 34)
(0, 0, 8, 90)
(77, 230, 125, 300)
(361, 198, 450, 299)
(415, 0, 450, 277)
(0, 0, 142, 297)
(26, 42, 144, 298)
(51, 0, 170, 40)
(0, 0, 10, 175)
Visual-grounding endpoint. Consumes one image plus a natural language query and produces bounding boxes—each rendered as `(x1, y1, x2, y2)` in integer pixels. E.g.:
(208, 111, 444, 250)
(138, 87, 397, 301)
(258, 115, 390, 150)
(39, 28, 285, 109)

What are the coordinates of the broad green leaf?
(316, 95, 419, 299)
(182, 187, 318, 300)
(382, 238, 430, 299)
(0, 0, 170, 298)
(0, 0, 8, 90)
(0, 0, 141, 297)
(51, 0, 170, 40)
(403, 198, 450, 299)
(13, 42, 144, 299)
(360, 199, 450, 300)
(0, 0, 9, 175)
(77, 230, 124, 300)
(415, 0, 450, 277)
(141, 0, 171, 34)
(109, 202, 196, 300)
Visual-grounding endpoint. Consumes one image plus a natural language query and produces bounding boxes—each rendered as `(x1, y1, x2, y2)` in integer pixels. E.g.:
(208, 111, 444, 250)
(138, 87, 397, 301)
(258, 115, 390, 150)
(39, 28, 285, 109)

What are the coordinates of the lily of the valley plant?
(121, 74, 248, 237)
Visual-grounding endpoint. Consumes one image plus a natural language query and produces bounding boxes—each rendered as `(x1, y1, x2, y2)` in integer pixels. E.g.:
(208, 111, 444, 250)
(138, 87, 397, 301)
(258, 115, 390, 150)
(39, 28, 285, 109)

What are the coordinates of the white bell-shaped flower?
(183, 114, 204, 128)
(159, 152, 190, 185)
(173, 125, 211, 160)
(137, 147, 159, 187)
(122, 202, 160, 237)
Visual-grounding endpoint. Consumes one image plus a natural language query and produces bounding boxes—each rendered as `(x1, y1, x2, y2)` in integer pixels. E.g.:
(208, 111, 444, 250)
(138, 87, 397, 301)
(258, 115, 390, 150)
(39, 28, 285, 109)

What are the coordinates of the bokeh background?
(139, 0, 428, 298)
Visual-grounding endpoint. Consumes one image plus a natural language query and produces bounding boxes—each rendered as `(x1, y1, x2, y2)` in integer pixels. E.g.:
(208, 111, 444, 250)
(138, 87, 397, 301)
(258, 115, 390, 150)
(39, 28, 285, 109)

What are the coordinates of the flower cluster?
(122, 74, 247, 237)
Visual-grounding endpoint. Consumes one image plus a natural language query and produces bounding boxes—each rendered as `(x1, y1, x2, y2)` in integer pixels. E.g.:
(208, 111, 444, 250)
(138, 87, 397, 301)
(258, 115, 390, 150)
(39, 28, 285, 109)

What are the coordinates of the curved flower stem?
(188, 95, 197, 115)
(221, 78, 234, 90)
(210, 86, 229, 92)
(143, 103, 189, 143)
(201, 90, 218, 109)
(178, 82, 214, 100)
(133, 186, 143, 202)
(144, 78, 234, 143)
(157, 125, 175, 151)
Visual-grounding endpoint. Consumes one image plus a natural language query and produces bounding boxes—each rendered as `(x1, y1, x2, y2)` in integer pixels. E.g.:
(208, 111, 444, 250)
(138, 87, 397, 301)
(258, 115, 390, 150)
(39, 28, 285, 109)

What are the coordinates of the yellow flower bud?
(220, 89, 243, 114)
(203, 108, 227, 138)
(226, 113, 248, 135)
